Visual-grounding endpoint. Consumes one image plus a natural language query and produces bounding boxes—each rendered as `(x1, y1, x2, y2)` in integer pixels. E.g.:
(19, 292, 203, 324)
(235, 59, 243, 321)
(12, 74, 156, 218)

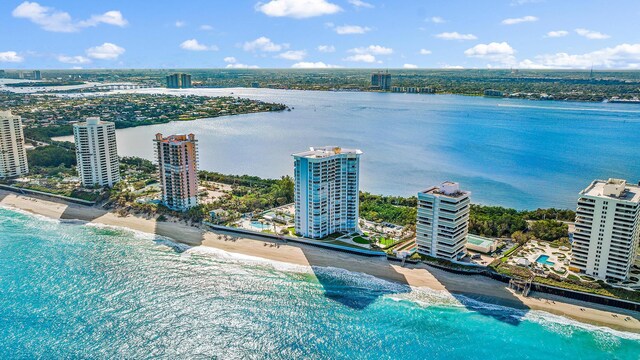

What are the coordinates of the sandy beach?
(1, 189, 639, 334)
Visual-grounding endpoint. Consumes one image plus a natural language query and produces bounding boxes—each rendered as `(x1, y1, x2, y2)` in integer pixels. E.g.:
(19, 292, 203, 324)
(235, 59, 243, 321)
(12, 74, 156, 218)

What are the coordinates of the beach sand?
(1, 189, 639, 333)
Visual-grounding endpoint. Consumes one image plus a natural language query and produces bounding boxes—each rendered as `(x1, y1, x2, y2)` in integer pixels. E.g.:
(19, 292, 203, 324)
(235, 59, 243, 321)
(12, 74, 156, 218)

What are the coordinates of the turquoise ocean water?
(1, 206, 638, 359)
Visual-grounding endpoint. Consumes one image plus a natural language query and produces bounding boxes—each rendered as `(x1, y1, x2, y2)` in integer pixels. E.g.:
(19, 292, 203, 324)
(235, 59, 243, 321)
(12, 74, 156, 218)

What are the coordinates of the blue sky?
(1, 0, 640, 69)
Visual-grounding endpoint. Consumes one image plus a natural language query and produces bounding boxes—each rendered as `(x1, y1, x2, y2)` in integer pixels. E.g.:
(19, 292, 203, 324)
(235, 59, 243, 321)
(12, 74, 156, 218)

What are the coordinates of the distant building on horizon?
(154, 133, 199, 211)
(166, 73, 192, 89)
(0, 110, 29, 179)
(73, 117, 120, 187)
(32, 70, 41, 80)
(571, 178, 640, 281)
(293, 146, 362, 239)
(371, 71, 391, 91)
(416, 182, 471, 261)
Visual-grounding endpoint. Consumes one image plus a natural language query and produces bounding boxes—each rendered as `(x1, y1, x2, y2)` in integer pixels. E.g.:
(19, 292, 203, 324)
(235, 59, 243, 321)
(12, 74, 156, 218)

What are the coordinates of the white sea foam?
(0, 204, 61, 224)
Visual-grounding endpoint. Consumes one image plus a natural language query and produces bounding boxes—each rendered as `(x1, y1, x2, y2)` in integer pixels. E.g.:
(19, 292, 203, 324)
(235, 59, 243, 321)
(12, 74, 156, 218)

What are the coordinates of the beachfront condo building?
(154, 133, 199, 211)
(0, 110, 29, 179)
(293, 146, 362, 239)
(371, 71, 391, 91)
(73, 117, 121, 187)
(166, 73, 192, 89)
(571, 179, 640, 281)
(416, 182, 471, 260)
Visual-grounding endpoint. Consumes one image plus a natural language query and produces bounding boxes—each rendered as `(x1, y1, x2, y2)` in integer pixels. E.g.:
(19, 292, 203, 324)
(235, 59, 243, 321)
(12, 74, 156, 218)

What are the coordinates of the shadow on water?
(426, 265, 528, 326)
(311, 266, 411, 310)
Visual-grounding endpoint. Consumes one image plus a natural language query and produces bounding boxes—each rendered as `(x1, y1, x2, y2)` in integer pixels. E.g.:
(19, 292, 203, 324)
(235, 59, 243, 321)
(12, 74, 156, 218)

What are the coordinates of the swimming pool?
(250, 221, 271, 230)
(536, 255, 555, 266)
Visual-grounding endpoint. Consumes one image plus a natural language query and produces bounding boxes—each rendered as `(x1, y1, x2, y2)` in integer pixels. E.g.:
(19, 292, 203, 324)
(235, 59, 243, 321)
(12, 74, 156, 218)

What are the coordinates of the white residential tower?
(0, 110, 29, 179)
(416, 182, 471, 260)
(571, 179, 640, 281)
(73, 117, 120, 187)
(293, 146, 362, 239)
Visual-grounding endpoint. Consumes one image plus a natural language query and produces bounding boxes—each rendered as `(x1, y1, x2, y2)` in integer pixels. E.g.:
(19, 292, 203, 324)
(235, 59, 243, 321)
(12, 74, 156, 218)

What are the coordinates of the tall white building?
(293, 146, 362, 239)
(154, 133, 199, 211)
(571, 179, 640, 281)
(0, 110, 29, 179)
(416, 182, 471, 260)
(73, 117, 120, 187)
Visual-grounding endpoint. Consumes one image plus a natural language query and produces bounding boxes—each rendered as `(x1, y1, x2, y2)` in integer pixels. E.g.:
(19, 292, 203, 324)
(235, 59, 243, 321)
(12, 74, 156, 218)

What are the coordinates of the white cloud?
(0, 51, 24, 63)
(546, 30, 568, 38)
(348, 0, 374, 8)
(575, 28, 610, 40)
(443, 64, 464, 69)
(419, 49, 432, 55)
(501, 15, 538, 25)
(57, 55, 91, 64)
(465, 42, 516, 64)
(292, 61, 340, 68)
(243, 37, 287, 52)
(349, 45, 393, 55)
(317, 45, 336, 53)
(277, 50, 307, 60)
(86, 42, 125, 60)
(79, 10, 127, 27)
(180, 39, 218, 51)
(224, 57, 237, 63)
(519, 43, 640, 69)
(200, 25, 213, 31)
(427, 16, 445, 23)
(403, 64, 418, 69)
(12, 2, 127, 32)
(334, 25, 371, 35)
(256, 0, 342, 19)
(434, 32, 477, 40)
(175, 20, 186, 28)
(344, 54, 376, 63)
(226, 63, 259, 69)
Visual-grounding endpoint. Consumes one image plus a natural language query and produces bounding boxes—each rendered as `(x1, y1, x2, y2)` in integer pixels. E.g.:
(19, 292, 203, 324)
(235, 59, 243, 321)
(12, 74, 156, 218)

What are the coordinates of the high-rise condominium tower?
(571, 178, 640, 281)
(293, 146, 362, 239)
(0, 110, 29, 179)
(416, 182, 471, 260)
(154, 133, 199, 211)
(73, 117, 120, 187)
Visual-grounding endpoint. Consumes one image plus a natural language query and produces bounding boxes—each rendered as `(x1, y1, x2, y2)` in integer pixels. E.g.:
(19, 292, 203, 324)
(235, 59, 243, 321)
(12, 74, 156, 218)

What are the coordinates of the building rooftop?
(154, 133, 197, 143)
(75, 117, 113, 126)
(420, 181, 471, 199)
(292, 146, 362, 159)
(580, 178, 640, 203)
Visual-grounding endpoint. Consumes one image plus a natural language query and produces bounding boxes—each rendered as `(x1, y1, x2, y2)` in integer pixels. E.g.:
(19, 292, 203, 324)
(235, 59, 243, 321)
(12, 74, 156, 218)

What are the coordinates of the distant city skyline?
(1, 0, 640, 70)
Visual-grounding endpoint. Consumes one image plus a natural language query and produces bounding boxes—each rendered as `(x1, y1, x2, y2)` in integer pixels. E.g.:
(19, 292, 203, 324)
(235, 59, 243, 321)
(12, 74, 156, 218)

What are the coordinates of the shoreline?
(1, 189, 639, 334)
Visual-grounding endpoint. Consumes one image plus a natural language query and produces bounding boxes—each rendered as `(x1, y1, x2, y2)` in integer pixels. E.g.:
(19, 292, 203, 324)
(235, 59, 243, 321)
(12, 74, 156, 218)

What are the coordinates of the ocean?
(1, 206, 638, 359)
(100, 88, 640, 210)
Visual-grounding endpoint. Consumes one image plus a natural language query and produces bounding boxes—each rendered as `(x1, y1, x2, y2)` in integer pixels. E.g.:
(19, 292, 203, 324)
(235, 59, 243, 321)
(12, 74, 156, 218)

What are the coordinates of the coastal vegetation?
(358, 192, 417, 226)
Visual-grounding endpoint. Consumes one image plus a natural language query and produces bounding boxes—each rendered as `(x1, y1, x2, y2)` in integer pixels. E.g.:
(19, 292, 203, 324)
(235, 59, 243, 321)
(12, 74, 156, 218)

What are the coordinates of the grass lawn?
(353, 236, 370, 244)
(378, 237, 396, 247)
